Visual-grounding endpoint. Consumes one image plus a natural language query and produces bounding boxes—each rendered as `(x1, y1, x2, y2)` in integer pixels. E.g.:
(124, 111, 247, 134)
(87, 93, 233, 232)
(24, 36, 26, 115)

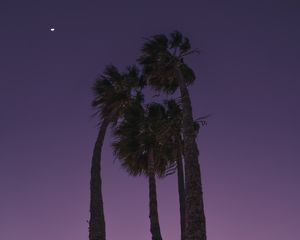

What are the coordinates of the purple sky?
(1, 1, 299, 239)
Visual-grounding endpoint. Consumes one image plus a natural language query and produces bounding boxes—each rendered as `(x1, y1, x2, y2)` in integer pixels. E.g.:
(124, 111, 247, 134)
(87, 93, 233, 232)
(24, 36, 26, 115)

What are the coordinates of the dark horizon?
(1, 1, 299, 240)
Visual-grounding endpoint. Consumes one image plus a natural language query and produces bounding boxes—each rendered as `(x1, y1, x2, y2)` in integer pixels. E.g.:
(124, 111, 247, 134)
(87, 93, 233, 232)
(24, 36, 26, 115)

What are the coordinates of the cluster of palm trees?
(88, 31, 207, 240)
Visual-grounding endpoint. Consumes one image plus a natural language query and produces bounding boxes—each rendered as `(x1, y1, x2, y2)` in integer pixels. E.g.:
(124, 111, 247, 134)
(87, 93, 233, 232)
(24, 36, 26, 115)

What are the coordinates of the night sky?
(1, 1, 299, 240)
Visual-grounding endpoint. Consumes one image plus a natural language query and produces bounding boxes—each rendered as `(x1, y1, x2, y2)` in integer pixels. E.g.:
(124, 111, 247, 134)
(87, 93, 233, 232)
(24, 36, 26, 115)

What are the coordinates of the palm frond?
(138, 31, 198, 94)
(112, 101, 176, 178)
(91, 64, 144, 126)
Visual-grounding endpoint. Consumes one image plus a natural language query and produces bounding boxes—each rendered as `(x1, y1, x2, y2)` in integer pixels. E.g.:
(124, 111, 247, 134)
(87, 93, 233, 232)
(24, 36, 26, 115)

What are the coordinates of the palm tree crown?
(138, 31, 196, 93)
(112, 101, 174, 177)
(92, 64, 142, 125)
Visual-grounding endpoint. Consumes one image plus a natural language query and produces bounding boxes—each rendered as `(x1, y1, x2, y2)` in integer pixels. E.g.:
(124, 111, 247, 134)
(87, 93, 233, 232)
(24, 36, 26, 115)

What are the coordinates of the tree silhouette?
(113, 101, 174, 240)
(139, 31, 207, 240)
(90, 65, 141, 240)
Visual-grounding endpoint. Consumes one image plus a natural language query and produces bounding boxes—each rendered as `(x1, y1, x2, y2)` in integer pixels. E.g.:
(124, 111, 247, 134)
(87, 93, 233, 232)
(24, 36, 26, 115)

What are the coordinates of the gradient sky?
(1, 1, 299, 240)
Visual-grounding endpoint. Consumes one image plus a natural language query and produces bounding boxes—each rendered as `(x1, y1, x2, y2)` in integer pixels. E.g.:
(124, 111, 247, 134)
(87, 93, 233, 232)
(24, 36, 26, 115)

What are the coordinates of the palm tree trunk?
(177, 70, 207, 240)
(176, 144, 186, 240)
(148, 149, 163, 240)
(89, 119, 109, 240)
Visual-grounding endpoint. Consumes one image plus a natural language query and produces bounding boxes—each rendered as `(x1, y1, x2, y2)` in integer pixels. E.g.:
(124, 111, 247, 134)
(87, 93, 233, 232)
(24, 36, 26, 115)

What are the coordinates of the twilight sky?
(0, 1, 299, 240)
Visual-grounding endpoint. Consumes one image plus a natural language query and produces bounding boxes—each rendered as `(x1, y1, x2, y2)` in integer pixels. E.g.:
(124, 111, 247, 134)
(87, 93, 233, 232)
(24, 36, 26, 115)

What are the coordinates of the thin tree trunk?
(89, 119, 109, 240)
(176, 141, 186, 240)
(177, 70, 207, 240)
(148, 149, 163, 240)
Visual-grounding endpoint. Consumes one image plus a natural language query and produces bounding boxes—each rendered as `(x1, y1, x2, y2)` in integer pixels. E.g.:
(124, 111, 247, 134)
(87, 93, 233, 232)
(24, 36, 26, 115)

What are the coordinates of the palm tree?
(161, 99, 186, 240)
(113, 101, 173, 240)
(139, 31, 207, 240)
(161, 100, 202, 240)
(89, 65, 141, 240)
